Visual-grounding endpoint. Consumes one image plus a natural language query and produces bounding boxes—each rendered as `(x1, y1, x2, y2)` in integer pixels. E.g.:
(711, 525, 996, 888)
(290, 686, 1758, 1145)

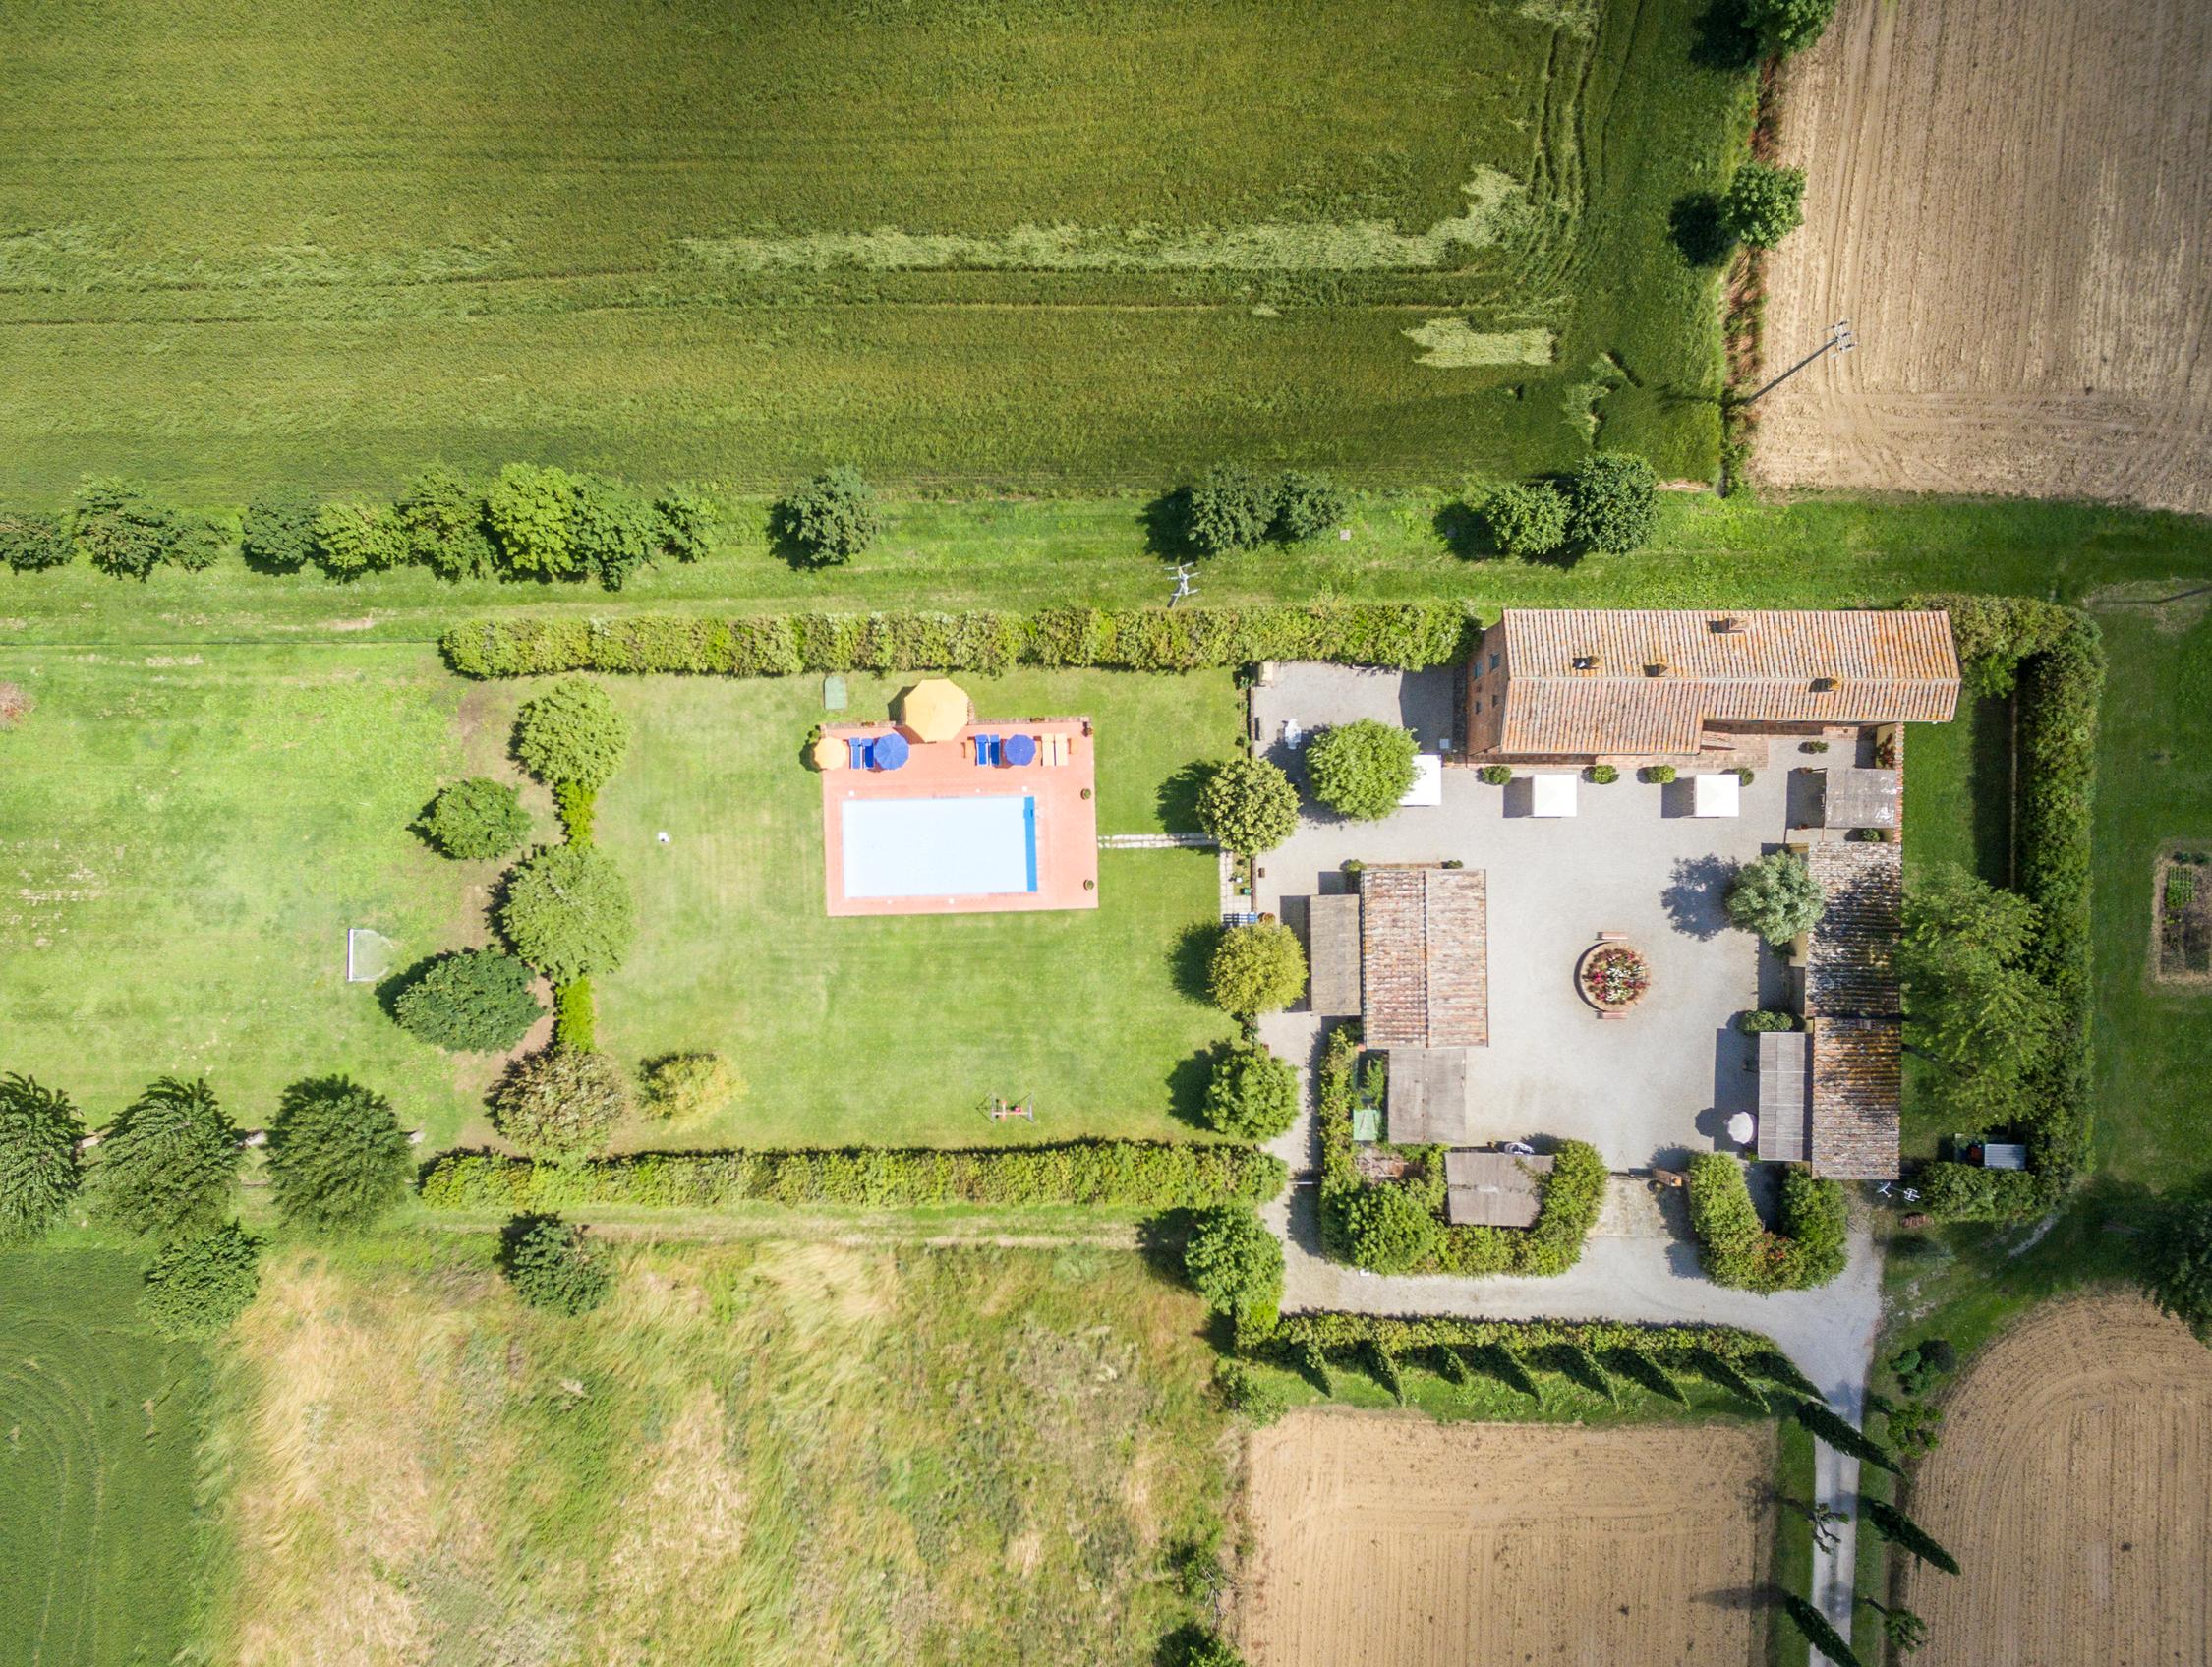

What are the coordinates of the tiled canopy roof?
(1494, 609, 1960, 756)
(1360, 867, 1488, 1049)
(1810, 1018, 1903, 1179)
(1804, 841, 1902, 1018)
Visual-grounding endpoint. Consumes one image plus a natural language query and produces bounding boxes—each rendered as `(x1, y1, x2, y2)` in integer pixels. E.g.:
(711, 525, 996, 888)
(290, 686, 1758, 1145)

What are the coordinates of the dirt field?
(1240, 1412, 1775, 1667)
(1900, 1293, 2212, 1665)
(1755, 0, 2212, 514)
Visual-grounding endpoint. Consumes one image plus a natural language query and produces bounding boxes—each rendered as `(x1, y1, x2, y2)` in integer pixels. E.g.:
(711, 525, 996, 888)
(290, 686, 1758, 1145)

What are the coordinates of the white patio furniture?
(1726, 1111, 1756, 1146)
(1692, 772, 1741, 818)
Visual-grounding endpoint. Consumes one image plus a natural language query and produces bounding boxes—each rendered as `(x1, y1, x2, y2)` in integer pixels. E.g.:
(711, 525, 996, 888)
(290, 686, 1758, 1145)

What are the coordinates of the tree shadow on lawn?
(1688, 0, 1761, 70)
(1139, 488, 1197, 564)
(1669, 192, 1734, 269)
(1662, 853, 1738, 941)
(1171, 920, 1222, 1005)
(1156, 759, 1210, 834)
(1164, 1044, 1219, 1130)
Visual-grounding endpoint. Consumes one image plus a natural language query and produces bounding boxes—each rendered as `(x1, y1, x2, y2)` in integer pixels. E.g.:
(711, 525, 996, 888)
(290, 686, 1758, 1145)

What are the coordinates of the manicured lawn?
(193, 1233, 1231, 1666)
(0, 643, 489, 1133)
(581, 669, 1243, 1147)
(0, 0, 1749, 495)
(0, 1247, 210, 1667)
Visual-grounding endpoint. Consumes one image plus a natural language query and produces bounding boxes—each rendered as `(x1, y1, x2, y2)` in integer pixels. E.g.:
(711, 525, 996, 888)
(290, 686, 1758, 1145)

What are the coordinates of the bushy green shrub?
(1211, 1358, 1290, 1423)
(1271, 471, 1349, 543)
(638, 1052, 744, 1121)
(1640, 764, 1677, 784)
(491, 1046, 628, 1162)
(1735, 1008, 1797, 1034)
(94, 1077, 243, 1238)
(74, 477, 182, 579)
(1726, 850, 1825, 943)
(1168, 1628, 1249, 1667)
(486, 462, 583, 577)
(513, 676, 630, 789)
(1207, 920, 1308, 1016)
(571, 473, 662, 591)
(2145, 1188, 2212, 1342)
(773, 467, 883, 563)
(553, 979, 595, 1049)
(140, 1220, 262, 1339)
(1560, 453, 1659, 556)
(1485, 482, 1570, 558)
(499, 1214, 613, 1314)
(396, 464, 496, 579)
(421, 776, 532, 860)
(1253, 1308, 1781, 1372)
(0, 511, 73, 571)
(1684, 1154, 1846, 1292)
(1912, 1160, 2051, 1222)
(1186, 464, 1275, 554)
(1742, 0, 1836, 55)
(1195, 755, 1300, 856)
(1478, 764, 1513, 785)
(0, 1074, 84, 1244)
(655, 487, 718, 562)
(1721, 161, 1807, 249)
(440, 603, 1475, 680)
(1586, 763, 1618, 784)
(1901, 863, 2062, 1125)
(393, 949, 545, 1052)
(554, 781, 597, 844)
(169, 516, 229, 571)
(1343, 1181, 1441, 1273)
(1304, 719, 1418, 820)
(424, 1139, 1287, 1212)
(1184, 1205, 1283, 1327)
(265, 1075, 412, 1233)
(1201, 1042, 1300, 1140)
(311, 500, 409, 578)
(499, 844, 636, 981)
(240, 489, 320, 573)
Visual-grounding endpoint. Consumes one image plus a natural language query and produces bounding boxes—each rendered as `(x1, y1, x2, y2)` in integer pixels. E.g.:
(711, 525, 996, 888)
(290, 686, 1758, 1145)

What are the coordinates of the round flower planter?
(1576, 942, 1652, 1016)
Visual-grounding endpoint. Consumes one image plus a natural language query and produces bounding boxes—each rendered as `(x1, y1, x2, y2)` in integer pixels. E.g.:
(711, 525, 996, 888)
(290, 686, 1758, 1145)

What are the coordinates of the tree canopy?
(1560, 453, 1659, 556)
(1304, 719, 1419, 821)
(420, 776, 533, 860)
(499, 844, 637, 982)
(1898, 863, 2062, 1124)
(1201, 1042, 1300, 1140)
(1183, 1205, 1284, 1327)
(1207, 920, 1308, 1017)
(265, 1076, 414, 1234)
(772, 468, 884, 563)
(141, 1221, 262, 1339)
(0, 1074, 84, 1244)
(1725, 850, 1826, 944)
(492, 1047, 629, 1162)
(1195, 755, 1300, 856)
(513, 676, 631, 789)
(500, 1214, 615, 1314)
(1721, 161, 1808, 249)
(393, 948, 546, 1052)
(94, 1077, 243, 1239)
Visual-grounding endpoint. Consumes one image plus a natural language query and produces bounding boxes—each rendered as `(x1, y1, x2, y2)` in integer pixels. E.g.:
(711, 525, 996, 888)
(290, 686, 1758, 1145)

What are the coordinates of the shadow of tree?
(1156, 759, 1211, 834)
(1165, 1044, 1222, 1128)
(1171, 920, 1222, 1005)
(1433, 497, 1496, 560)
(1140, 488, 1196, 563)
(1670, 192, 1733, 268)
(1663, 853, 1739, 941)
(1689, 0, 1761, 69)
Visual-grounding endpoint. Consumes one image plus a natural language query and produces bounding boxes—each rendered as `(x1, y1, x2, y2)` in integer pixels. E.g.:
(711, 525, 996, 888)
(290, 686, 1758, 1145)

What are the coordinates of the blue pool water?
(841, 795, 1038, 899)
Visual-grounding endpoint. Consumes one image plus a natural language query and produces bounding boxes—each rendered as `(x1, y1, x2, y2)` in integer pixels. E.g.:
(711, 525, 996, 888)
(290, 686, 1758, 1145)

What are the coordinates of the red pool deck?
(820, 718, 1100, 917)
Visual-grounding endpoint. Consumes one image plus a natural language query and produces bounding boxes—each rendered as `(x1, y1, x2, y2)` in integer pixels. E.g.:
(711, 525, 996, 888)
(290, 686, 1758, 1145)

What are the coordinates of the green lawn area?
(0, 1247, 210, 1667)
(0, 0, 1750, 495)
(583, 668, 1242, 1147)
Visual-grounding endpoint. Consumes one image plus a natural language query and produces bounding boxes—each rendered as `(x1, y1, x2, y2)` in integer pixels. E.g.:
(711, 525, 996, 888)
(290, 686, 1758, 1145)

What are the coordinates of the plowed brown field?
(1756, 0, 2212, 514)
(1241, 1412, 1774, 1667)
(1900, 1293, 2212, 1665)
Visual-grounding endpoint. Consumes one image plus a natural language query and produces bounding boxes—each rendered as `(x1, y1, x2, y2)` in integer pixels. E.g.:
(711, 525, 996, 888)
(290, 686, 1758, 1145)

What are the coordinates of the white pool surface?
(841, 795, 1038, 899)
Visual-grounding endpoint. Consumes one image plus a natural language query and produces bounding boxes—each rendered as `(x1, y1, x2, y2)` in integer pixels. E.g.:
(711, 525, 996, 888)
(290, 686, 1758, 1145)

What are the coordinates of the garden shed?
(1384, 1047, 1469, 1145)
(1443, 1150, 1553, 1227)
(1811, 767, 1902, 831)
(1307, 892, 1364, 1017)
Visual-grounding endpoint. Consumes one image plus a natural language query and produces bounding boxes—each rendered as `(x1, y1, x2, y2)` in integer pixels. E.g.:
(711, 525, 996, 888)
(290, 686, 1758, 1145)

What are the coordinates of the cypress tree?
(1863, 1498, 1961, 1575)
(1751, 1349, 1822, 1400)
(1607, 1346, 1688, 1405)
(1794, 1399, 1902, 1474)
(1297, 1338, 1332, 1396)
(1781, 1594, 1864, 1667)
(1691, 1348, 1770, 1408)
(1368, 1342, 1405, 1404)
(1484, 1343, 1542, 1404)
(1434, 1344, 1472, 1386)
(1551, 1341, 1615, 1402)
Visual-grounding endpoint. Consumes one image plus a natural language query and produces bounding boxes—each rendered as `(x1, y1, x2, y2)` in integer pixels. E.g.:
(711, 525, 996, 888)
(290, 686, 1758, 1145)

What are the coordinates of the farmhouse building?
(1463, 607, 1961, 765)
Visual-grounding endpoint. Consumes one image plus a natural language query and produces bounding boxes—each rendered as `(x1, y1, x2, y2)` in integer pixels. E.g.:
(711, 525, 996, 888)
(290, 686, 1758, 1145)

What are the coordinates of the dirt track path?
(1756, 0, 2212, 514)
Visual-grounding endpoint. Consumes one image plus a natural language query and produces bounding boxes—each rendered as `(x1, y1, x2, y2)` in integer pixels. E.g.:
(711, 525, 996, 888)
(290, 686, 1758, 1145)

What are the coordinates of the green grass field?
(0, 1248, 209, 1667)
(0, 0, 1752, 497)
(191, 1234, 1231, 1666)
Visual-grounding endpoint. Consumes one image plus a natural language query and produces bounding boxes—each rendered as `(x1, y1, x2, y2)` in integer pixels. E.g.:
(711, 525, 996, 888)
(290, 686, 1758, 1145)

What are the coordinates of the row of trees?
(1484, 452, 1662, 562)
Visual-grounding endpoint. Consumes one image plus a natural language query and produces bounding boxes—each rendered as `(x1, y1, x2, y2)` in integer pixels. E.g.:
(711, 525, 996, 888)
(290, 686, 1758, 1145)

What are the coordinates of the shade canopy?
(811, 734, 845, 770)
(1004, 732, 1037, 767)
(1531, 774, 1578, 818)
(898, 678, 972, 742)
(1399, 753, 1444, 807)
(872, 730, 910, 770)
(1693, 772, 1741, 818)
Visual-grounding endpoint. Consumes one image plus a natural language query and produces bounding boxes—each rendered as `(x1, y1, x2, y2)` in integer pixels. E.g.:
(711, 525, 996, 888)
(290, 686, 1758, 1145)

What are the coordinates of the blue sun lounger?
(847, 736, 873, 769)
(971, 734, 1001, 767)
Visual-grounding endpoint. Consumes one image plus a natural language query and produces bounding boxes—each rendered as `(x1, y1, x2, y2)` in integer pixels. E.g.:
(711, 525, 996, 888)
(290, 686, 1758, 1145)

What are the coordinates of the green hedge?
(420, 1139, 1287, 1212)
(1246, 1308, 1780, 1364)
(1685, 1154, 1847, 1292)
(1912, 595, 2103, 1215)
(438, 603, 1476, 680)
(1312, 1022, 1606, 1277)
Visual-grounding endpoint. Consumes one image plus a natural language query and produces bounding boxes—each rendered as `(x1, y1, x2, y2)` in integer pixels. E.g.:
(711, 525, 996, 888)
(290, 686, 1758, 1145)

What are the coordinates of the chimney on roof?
(1571, 653, 1601, 672)
(1645, 658, 1669, 677)
(1811, 675, 1838, 692)
(1712, 615, 1745, 634)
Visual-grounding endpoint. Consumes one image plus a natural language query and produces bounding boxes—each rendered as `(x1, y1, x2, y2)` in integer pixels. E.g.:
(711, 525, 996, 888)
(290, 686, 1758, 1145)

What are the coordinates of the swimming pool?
(840, 795, 1038, 899)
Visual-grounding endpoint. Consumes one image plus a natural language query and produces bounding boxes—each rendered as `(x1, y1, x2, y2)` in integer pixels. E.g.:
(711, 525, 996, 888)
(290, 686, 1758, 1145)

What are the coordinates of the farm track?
(1757, 0, 2212, 513)
(1899, 1293, 2212, 1665)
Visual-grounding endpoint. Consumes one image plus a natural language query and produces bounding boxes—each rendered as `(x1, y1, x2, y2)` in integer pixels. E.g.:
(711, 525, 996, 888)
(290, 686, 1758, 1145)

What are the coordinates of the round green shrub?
(168, 517, 228, 572)
(1726, 850, 1826, 944)
(396, 464, 496, 580)
(1484, 482, 1570, 558)
(1201, 1042, 1300, 1140)
(2148, 1190, 2212, 1343)
(1272, 471, 1350, 543)
(1183, 1205, 1283, 1326)
(1207, 921, 1309, 1018)
(513, 676, 630, 789)
(638, 1052, 744, 1121)
(1477, 764, 1513, 786)
(1196, 755, 1300, 856)
(491, 1047, 628, 1162)
(1735, 1008, 1798, 1034)
(571, 473, 662, 592)
(1560, 452, 1659, 556)
(394, 949, 545, 1052)
(654, 487, 718, 563)
(499, 844, 636, 981)
(93, 1077, 243, 1239)
(1170, 1630, 1250, 1667)
(1305, 719, 1419, 820)
(266, 1075, 413, 1234)
(1641, 764, 1678, 784)
(0, 512, 73, 572)
(140, 1220, 262, 1340)
(0, 1074, 84, 1244)
(772, 467, 883, 564)
(1743, 0, 1836, 57)
(1344, 1183, 1440, 1274)
(74, 477, 181, 579)
(1721, 160, 1807, 250)
(486, 462, 583, 577)
(1587, 763, 1619, 784)
(310, 501, 409, 578)
(240, 489, 320, 573)
(500, 1213, 614, 1314)
(421, 776, 532, 860)
(1186, 463, 1274, 554)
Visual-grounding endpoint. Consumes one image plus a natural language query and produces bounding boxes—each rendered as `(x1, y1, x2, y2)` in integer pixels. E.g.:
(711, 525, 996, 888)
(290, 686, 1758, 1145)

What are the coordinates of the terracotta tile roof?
(1494, 609, 1959, 756)
(1444, 1150, 1553, 1227)
(1306, 893, 1363, 1018)
(1804, 841, 1902, 1017)
(1810, 1018, 1902, 1179)
(1360, 867, 1488, 1048)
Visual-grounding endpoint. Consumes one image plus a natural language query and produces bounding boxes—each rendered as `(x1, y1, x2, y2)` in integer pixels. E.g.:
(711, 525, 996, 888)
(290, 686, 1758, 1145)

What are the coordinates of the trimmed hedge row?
(1245, 1308, 1781, 1365)
(438, 603, 1477, 680)
(1911, 595, 2104, 1217)
(1684, 1154, 1847, 1292)
(420, 1139, 1288, 1212)
(1313, 1022, 1607, 1277)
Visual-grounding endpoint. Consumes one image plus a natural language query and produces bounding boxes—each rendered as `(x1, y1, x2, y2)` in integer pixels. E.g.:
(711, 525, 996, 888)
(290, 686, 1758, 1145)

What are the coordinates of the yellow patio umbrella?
(898, 678, 972, 743)
(811, 733, 845, 770)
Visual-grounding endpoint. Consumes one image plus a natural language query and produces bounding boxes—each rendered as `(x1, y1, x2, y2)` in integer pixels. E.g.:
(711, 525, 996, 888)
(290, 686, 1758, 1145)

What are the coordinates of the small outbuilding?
(1444, 1149, 1554, 1228)
(1385, 1047, 1469, 1145)
(1812, 767, 1902, 831)
(1307, 892, 1364, 1018)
